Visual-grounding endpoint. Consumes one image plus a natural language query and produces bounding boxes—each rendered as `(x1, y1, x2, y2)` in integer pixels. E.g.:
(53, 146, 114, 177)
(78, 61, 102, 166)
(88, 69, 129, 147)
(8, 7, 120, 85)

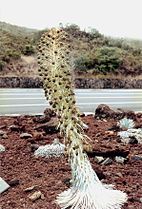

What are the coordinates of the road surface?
(0, 88, 142, 115)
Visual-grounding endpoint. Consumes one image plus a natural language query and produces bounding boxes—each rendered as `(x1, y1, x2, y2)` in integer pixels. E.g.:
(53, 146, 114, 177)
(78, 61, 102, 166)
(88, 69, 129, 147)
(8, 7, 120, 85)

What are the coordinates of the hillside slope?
(0, 22, 38, 71)
(0, 22, 142, 78)
(0, 21, 37, 37)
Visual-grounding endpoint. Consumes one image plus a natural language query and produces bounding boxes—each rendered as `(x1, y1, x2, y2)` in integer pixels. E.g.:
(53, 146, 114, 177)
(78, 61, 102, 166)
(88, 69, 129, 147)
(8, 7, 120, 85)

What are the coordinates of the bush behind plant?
(74, 46, 123, 73)
(0, 22, 142, 76)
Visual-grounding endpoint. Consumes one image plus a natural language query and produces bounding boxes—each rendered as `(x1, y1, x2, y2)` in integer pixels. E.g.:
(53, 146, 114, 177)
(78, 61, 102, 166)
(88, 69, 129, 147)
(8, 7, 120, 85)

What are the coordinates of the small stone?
(94, 156, 104, 163)
(128, 196, 140, 202)
(8, 179, 20, 187)
(96, 169, 106, 180)
(129, 137, 138, 144)
(105, 131, 115, 136)
(20, 133, 32, 139)
(63, 178, 71, 187)
(95, 133, 101, 137)
(101, 158, 113, 165)
(0, 177, 10, 193)
(103, 119, 107, 122)
(24, 185, 38, 192)
(0, 144, 5, 153)
(30, 144, 40, 152)
(41, 194, 45, 200)
(131, 155, 142, 161)
(115, 156, 126, 164)
(0, 130, 6, 136)
(29, 191, 42, 201)
(35, 118, 58, 134)
(9, 125, 19, 132)
(116, 172, 123, 178)
(2, 134, 8, 139)
(83, 123, 89, 130)
(107, 125, 120, 131)
(140, 198, 142, 203)
(33, 115, 50, 123)
(0, 125, 6, 129)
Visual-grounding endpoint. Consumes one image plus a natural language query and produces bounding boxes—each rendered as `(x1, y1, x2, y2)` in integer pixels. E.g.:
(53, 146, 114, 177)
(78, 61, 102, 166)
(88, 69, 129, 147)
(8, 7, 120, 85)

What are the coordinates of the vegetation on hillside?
(0, 22, 37, 71)
(63, 24, 142, 76)
(0, 22, 142, 77)
(0, 22, 37, 37)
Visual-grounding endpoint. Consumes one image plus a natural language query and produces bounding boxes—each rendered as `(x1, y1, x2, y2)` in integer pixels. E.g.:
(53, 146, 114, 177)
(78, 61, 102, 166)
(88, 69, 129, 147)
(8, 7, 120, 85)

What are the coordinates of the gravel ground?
(0, 114, 142, 209)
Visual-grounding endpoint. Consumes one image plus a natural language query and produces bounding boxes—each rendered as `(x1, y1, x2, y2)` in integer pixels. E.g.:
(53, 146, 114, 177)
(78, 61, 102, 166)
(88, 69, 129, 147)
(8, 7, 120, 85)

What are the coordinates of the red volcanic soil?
(0, 114, 142, 209)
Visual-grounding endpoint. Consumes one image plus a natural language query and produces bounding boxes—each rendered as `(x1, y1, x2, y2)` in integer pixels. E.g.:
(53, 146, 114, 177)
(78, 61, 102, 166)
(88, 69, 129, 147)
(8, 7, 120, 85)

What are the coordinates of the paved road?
(0, 88, 142, 115)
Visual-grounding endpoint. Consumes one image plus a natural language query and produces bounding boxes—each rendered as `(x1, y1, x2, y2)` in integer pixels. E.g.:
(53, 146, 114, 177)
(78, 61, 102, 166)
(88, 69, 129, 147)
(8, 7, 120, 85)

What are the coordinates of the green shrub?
(74, 47, 123, 73)
(23, 44, 35, 55)
(6, 49, 21, 59)
(74, 54, 95, 70)
(0, 61, 5, 71)
(0, 22, 142, 76)
(95, 47, 123, 73)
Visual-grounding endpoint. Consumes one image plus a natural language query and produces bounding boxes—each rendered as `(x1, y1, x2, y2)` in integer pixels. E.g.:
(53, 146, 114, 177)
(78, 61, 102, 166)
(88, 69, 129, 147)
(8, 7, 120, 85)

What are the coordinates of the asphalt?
(0, 88, 142, 115)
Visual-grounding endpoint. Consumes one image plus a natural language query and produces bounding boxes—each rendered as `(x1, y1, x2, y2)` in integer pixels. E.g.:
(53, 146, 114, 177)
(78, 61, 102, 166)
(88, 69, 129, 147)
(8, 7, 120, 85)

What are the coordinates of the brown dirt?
(0, 115, 142, 209)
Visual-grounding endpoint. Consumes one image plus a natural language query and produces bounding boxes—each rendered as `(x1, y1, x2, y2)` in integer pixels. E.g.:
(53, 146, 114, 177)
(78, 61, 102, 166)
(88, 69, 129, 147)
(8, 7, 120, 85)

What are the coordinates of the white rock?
(20, 133, 32, 139)
(0, 144, 5, 153)
(94, 156, 104, 163)
(115, 156, 126, 164)
(2, 134, 8, 139)
(101, 158, 113, 165)
(0, 177, 10, 194)
(29, 191, 42, 201)
(83, 123, 89, 130)
(0, 130, 6, 137)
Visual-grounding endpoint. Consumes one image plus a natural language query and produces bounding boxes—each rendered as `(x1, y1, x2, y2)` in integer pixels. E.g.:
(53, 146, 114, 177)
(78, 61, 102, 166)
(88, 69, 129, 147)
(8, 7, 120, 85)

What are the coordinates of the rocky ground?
(0, 107, 142, 209)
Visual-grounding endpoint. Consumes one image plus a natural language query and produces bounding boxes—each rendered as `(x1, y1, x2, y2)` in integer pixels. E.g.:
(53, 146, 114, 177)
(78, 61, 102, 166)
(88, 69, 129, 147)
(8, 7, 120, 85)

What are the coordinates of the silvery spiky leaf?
(34, 138, 65, 158)
(118, 128, 142, 144)
(0, 144, 5, 153)
(56, 151, 127, 209)
(118, 131, 129, 139)
(118, 118, 135, 130)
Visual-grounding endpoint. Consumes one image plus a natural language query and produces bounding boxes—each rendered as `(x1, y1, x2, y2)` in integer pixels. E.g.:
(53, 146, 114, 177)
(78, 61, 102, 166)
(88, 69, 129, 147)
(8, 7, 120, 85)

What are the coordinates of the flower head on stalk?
(37, 28, 127, 209)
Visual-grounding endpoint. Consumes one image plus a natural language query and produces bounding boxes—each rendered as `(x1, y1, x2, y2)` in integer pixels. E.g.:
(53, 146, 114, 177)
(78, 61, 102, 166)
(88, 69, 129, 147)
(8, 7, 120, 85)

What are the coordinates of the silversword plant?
(118, 118, 142, 144)
(118, 117, 135, 130)
(37, 28, 127, 209)
(34, 138, 65, 158)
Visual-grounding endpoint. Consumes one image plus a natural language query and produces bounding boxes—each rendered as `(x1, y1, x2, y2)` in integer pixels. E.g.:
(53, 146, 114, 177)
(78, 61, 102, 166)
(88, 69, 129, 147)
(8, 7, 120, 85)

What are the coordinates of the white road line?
(0, 96, 141, 100)
(1, 92, 140, 94)
(0, 98, 45, 100)
(0, 94, 141, 97)
(0, 94, 43, 96)
(0, 101, 142, 107)
(0, 104, 48, 107)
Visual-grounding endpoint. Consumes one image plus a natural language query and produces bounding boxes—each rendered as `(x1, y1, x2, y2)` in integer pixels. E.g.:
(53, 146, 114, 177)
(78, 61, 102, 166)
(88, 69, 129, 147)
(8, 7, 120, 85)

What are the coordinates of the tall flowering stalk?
(37, 28, 127, 209)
